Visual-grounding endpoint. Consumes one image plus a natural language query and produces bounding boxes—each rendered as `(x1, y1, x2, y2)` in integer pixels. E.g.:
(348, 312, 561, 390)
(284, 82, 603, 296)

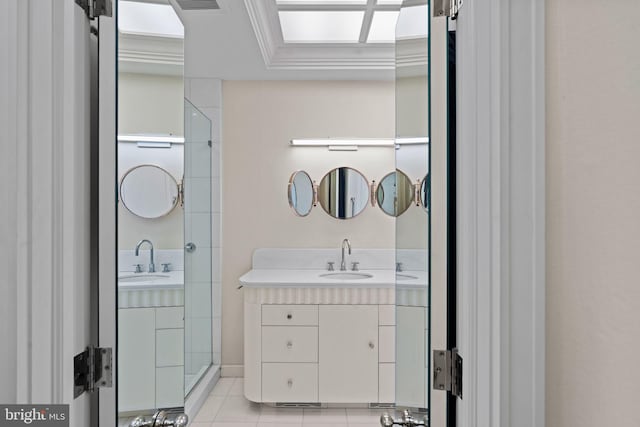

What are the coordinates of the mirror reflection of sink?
(319, 272, 373, 280)
(396, 273, 418, 281)
(118, 274, 169, 283)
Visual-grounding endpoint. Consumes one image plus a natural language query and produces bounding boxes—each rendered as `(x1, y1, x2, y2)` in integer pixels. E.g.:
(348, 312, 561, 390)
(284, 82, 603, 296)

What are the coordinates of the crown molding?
(118, 32, 184, 75)
(244, 0, 422, 71)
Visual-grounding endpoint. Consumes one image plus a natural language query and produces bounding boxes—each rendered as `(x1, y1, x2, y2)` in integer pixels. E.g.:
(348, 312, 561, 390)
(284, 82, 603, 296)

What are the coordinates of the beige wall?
(118, 72, 185, 250)
(222, 80, 396, 365)
(546, 2, 640, 426)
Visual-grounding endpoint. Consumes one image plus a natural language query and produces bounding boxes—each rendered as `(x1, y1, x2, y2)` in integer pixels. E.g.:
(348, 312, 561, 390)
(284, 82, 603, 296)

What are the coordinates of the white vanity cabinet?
(118, 306, 184, 412)
(244, 294, 396, 404)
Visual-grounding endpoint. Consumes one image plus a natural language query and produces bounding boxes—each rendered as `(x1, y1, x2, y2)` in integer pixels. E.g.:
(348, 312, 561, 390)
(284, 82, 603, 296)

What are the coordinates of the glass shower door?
(183, 99, 213, 394)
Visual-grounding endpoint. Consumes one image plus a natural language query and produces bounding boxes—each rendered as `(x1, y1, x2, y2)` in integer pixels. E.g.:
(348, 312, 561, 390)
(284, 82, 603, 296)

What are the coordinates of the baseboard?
(221, 364, 244, 377)
(185, 365, 221, 420)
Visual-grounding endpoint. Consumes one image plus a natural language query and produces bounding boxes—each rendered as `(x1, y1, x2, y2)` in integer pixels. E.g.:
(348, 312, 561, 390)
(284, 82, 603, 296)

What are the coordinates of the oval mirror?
(288, 170, 314, 217)
(420, 173, 430, 212)
(376, 170, 414, 217)
(318, 167, 369, 219)
(120, 165, 180, 219)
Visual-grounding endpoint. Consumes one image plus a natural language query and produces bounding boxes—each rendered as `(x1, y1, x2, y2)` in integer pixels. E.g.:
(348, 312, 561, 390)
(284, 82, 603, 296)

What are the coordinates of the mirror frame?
(317, 166, 370, 220)
(287, 170, 316, 217)
(119, 164, 181, 219)
(376, 169, 414, 217)
(420, 173, 430, 212)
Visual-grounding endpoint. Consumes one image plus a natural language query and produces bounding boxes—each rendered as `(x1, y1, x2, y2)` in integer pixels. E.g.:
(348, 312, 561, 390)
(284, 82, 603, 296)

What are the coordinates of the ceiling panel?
(119, 1, 184, 38)
(367, 11, 400, 43)
(279, 10, 366, 43)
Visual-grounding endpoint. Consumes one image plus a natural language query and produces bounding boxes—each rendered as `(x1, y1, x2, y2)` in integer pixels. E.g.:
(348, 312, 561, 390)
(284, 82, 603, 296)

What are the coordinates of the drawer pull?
(369, 341, 375, 349)
(286, 341, 293, 349)
(287, 379, 293, 388)
(286, 313, 292, 320)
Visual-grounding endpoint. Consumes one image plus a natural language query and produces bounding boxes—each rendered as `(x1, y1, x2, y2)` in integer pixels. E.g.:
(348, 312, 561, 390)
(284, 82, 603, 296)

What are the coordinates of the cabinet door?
(118, 308, 156, 412)
(319, 305, 378, 402)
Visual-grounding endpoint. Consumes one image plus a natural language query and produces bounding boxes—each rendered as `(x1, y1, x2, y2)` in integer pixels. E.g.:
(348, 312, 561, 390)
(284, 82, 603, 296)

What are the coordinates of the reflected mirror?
(420, 173, 430, 211)
(288, 170, 315, 217)
(377, 170, 414, 217)
(119, 164, 180, 219)
(318, 167, 369, 219)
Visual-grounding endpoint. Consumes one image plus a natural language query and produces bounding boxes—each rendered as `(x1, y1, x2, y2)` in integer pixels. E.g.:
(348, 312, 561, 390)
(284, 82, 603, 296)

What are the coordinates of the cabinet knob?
(286, 313, 292, 320)
(369, 341, 375, 349)
(286, 341, 293, 349)
(287, 379, 293, 388)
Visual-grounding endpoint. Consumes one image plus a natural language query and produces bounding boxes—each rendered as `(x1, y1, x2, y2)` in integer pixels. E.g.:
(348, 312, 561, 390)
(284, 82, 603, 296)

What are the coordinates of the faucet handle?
(161, 263, 171, 273)
(351, 261, 360, 271)
(133, 264, 143, 273)
(327, 261, 335, 271)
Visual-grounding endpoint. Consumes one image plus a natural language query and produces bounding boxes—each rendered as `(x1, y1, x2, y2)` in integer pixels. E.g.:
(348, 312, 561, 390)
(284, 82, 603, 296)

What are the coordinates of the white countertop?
(118, 270, 184, 290)
(239, 269, 428, 290)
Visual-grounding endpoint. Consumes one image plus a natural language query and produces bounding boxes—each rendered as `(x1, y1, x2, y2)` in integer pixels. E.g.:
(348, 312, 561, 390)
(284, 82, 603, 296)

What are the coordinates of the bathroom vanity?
(117, 250, 185, 413)
(241, 249, 428, 406)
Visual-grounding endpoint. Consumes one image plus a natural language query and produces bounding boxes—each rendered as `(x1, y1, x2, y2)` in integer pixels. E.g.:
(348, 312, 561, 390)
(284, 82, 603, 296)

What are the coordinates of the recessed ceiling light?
(376, 0, 403, 4)
(367, 11, 400, 43)
(279, 11, 365, 43)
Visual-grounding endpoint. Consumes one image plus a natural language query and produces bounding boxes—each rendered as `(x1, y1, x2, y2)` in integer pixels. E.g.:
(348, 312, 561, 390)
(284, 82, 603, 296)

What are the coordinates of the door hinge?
(433, 0, 463, 19)
(73, 346, 113, 399)
(433, 348, 463, 399)
(75, 0, 113, 20)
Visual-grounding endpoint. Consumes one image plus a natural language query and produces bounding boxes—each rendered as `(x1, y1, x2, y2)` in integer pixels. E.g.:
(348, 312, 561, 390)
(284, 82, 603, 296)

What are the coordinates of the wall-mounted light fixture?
(289, 137, 429, 151)
(118, 134, 185, 148)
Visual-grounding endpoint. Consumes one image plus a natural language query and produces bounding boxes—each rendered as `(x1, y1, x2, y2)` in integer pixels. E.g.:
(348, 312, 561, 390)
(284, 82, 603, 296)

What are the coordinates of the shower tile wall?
(185, 78, 223, 374)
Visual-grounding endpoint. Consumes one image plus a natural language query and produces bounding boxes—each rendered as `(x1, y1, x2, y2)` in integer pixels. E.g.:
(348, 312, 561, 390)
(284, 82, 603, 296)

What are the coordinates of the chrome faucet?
(340, 238, 351, 271)
(135, 239, 155, 273)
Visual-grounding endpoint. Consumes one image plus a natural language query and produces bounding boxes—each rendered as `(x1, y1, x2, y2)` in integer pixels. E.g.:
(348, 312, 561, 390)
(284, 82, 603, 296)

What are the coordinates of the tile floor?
(189, 377, 388, 427)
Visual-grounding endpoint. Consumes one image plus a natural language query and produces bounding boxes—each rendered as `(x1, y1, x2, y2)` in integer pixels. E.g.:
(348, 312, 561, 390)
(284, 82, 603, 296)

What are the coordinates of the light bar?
(395, 137, 429, 145)
(290, 138, 395, 147)
(136, 142, 171, 149)
(290, 137, 429, 148)
(118, 134, 185, 144)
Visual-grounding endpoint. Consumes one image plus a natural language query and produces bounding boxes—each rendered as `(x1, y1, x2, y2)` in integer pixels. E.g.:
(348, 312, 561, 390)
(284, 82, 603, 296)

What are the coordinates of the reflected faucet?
(340, 239, 351, 272)
(135, 239, 155, 273)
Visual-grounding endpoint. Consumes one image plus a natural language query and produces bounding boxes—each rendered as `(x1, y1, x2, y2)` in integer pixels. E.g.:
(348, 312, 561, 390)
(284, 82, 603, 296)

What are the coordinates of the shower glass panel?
(184, 99, 213, 395)
(395, 0, 430, 411)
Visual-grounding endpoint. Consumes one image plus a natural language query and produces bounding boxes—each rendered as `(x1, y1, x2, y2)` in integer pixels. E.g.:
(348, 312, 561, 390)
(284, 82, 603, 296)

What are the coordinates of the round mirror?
(376, 170, 414, 217)
(120, 165, 180, 219)
(318, 167, 369, 219)
(288, 170, 314, 217)
(420, 173, 430, 212)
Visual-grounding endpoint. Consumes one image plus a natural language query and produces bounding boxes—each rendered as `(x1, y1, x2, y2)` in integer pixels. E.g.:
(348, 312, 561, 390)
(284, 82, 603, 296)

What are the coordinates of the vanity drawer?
(262, 305, 318, 326)
(262, 326, 318, 363)
(262, 363, 318, 402)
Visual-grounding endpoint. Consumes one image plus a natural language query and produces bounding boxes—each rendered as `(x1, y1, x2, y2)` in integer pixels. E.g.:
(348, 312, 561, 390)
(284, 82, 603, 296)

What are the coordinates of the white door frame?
(456, 1, 545, 426)
(98, 9, 118, 427)
(0, 1, 97, 425)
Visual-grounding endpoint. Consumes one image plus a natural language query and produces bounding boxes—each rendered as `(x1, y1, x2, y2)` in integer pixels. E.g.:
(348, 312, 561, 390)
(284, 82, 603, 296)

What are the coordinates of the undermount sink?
(319, 272, 373, 280)
(118, 274, 169, 283)
(396, 273, 419, 281)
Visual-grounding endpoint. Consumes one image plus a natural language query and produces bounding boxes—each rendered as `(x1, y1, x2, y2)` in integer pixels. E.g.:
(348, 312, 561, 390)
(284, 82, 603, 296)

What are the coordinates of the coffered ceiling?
(119, 0, 427, 80)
